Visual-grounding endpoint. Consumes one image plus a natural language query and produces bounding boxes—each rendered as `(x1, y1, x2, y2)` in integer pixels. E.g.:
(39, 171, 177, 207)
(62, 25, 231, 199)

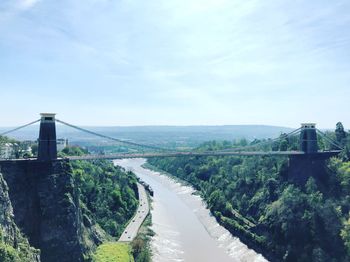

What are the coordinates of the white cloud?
(18, 0, 40, 9)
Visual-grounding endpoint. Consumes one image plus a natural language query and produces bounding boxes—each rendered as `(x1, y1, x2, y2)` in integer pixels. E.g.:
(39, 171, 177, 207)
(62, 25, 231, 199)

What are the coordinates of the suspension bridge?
(0, 113, 344, 162)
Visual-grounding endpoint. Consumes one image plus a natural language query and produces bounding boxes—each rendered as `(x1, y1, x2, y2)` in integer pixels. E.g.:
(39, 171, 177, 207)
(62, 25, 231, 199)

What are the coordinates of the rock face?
(0, 172, 40, 261)
(288, 155, 329, 185)
(0, 159, 106, 262)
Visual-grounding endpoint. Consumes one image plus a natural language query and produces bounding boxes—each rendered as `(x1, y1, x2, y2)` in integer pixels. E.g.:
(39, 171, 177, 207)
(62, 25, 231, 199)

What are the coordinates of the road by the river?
(118, 182, 149, 242)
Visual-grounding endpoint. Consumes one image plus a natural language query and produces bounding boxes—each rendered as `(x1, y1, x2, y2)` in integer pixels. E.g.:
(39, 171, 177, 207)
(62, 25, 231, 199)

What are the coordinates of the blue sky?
(0, 0, 349, 128)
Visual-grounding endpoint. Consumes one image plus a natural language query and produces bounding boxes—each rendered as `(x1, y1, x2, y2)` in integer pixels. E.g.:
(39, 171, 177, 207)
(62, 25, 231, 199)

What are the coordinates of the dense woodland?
(149, 122, 350, 262)
(60, 147, 139, 238)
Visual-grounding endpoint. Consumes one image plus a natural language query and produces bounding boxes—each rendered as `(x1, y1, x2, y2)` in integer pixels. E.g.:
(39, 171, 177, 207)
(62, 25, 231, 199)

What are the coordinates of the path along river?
(114, 158, 267, 262)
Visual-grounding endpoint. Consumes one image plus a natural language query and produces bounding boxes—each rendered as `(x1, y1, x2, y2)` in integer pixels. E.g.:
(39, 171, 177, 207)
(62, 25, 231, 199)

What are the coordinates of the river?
(114, 158, 267, 262)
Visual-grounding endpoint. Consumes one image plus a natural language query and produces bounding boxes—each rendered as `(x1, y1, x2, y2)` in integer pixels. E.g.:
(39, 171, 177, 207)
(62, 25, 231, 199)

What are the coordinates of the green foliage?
(0, 228, 40, 262)
(336, 160, 350, 192)
(71, 159, 138, 238)
(0, 171, 40, 261)
(93, 242, 134, 262)
(60, 146, 88, 157)
(129, 213, 153, 262)
(0, 243, 20, 262)
(131, 237, 151, 262)
(335, 122, 348, 146)
(341, 214, 350, 256)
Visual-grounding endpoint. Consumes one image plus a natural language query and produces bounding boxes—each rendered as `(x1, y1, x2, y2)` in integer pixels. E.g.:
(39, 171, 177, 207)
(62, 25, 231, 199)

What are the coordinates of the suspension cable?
(0, 119, 40, 137)
(316, 129, 344, 150)
(55, 119, 174, 152)
(218, 127, 302, 152)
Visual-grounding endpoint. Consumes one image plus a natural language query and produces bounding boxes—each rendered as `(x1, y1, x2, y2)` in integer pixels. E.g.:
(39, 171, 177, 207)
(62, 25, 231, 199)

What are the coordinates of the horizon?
(0, 121, 339, 130)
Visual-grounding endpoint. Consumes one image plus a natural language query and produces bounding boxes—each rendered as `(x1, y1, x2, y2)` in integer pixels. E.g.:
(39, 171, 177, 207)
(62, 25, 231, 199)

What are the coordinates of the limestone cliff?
(0, 172, 40, 261)
(0, 159, 108, 262)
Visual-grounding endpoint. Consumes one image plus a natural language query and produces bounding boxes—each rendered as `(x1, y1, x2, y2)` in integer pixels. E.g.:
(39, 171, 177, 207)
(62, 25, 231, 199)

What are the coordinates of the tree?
(0, 243, 20, 262)
(341, 214, 350, 256)
(31, 144, 38, 156)
(208, 190, 226, 211)
(279, 139, 288, 151)
(337, 161, 350, 193)
(335, 122, 347, 146)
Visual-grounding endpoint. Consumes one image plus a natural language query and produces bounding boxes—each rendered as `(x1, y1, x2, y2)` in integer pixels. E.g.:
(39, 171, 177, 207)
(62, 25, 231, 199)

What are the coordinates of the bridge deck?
(0, 151, 341, 162)
(68, 151, 305, 160)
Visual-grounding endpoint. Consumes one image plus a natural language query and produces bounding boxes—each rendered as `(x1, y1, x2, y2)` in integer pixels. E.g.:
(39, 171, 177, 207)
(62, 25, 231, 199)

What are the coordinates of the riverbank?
(130, 213, 154, 262)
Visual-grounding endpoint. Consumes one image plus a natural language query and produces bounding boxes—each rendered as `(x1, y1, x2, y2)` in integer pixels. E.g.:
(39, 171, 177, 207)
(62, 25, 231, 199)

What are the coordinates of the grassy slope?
(93, 242, 134, 262)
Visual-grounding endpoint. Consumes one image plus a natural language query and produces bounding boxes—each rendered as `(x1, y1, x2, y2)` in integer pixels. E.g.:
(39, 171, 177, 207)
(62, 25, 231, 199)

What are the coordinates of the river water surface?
(114, 158, 267, 262)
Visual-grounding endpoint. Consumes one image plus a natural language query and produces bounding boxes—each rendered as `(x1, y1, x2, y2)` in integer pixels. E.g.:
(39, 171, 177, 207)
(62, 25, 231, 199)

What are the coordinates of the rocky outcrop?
(0, 159, 108, 262)
(0, 172, 40, 261)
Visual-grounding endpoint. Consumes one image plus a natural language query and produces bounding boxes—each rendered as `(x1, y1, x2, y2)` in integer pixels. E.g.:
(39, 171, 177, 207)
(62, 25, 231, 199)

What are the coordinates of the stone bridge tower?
(289, 123, 332, 184)
(300, 123, 318, 154)
(38, 113, 57, 161)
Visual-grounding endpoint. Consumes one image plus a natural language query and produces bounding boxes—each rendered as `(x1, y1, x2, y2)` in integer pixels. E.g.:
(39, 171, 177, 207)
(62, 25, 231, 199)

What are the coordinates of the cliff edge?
(0, 159, 108, 262)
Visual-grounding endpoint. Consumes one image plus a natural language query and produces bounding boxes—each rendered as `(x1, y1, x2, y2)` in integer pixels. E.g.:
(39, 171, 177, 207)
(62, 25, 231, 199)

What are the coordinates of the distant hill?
(0, 125, 293, 148)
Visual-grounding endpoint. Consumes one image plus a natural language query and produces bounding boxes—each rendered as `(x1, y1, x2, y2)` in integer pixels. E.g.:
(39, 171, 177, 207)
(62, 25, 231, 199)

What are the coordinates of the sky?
(0, 0, 349, 128)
